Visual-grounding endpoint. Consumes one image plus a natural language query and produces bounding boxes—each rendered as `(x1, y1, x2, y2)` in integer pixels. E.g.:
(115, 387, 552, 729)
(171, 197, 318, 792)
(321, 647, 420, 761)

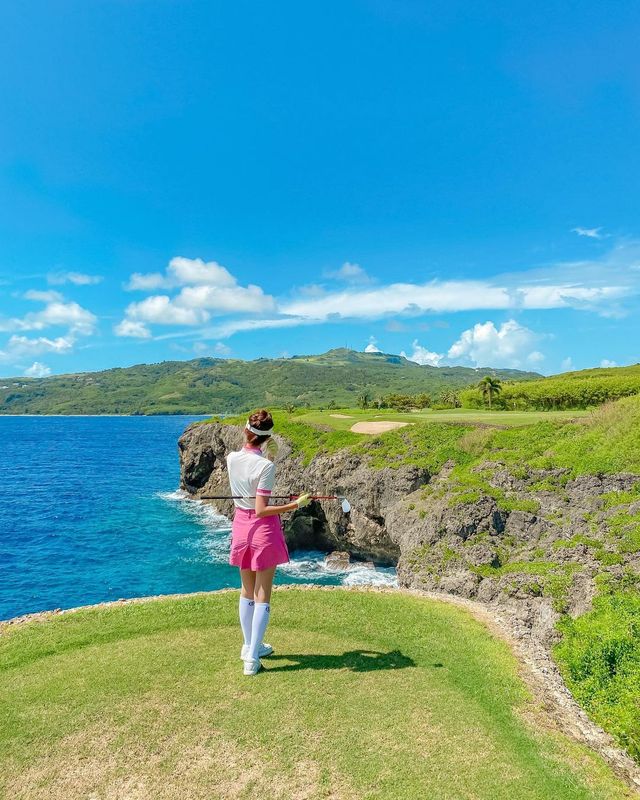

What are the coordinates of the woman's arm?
(255, 493, 309, 518)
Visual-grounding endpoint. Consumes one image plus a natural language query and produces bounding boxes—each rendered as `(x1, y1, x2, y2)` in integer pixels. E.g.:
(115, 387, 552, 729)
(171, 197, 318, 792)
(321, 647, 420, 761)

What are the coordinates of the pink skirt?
(229, 508, 290, 571)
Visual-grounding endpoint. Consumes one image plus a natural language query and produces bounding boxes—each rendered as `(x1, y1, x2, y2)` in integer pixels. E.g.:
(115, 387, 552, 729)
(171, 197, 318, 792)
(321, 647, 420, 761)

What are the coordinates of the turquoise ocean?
(0, 416, 396, 621)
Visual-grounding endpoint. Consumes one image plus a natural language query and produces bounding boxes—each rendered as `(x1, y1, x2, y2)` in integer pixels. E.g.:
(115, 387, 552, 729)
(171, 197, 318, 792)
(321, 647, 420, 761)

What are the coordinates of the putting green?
(0, 588, 630, 800)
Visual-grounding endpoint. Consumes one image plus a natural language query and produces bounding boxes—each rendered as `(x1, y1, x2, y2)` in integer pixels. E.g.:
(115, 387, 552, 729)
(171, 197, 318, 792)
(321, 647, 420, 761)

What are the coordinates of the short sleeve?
(256, 461, 275, 496)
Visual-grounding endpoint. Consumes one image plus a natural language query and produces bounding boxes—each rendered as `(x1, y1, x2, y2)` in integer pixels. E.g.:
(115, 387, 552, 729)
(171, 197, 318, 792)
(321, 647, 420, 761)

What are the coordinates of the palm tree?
(477, 376, 502, 409)
(327, 399, 337, 410)
(440, 390, 461, 408)
(284, 402, 296, 414)
(356, 392, 370, 410)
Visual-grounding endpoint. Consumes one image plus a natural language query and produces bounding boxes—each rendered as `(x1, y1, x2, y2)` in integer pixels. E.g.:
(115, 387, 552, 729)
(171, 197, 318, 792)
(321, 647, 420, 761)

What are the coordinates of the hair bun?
(248, 409, 274, 432)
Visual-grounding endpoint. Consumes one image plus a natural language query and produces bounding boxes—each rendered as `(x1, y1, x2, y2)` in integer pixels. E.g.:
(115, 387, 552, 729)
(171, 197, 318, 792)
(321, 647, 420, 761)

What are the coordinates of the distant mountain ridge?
(0, 348, 541, 415)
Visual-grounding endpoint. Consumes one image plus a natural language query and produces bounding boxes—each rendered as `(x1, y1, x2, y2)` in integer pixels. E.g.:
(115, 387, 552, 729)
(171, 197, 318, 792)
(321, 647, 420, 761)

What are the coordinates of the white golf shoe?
(243, 657, 263, 676)
(240, 642, 273, 660)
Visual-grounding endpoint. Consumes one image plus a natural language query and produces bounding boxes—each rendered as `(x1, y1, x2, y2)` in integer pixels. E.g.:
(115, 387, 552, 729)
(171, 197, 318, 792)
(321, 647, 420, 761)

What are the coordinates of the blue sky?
(1, 1, 639, 378)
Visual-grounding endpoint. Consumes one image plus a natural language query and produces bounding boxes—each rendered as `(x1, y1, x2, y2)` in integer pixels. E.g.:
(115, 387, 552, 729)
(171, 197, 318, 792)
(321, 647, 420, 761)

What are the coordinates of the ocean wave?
(157, 490, 231, 529)
(158, 490, 397, 587)
(280, 550, 398, 587)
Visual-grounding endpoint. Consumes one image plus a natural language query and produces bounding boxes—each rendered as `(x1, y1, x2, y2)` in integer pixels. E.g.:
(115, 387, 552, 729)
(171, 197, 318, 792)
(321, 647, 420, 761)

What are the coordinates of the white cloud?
(126, 272, 168, 291)
(24, 289, 64, 303)
(298, 284, 327, 298)
(125, 257, 237, 292)
(168, 257, 236, 287)
(324, 261, 373, 284)
(572, 227, 604, 239)
(24, 361, 51, 378)
(561, 357, 573, 371)
(31, 300, 97, 335)
(281, 279, 628, 322)
(0, 335, 75, 359)
(447, 320, 543, 368)
(114, 319, 151, 339)
(48, 271, 103, 286)
(153, 315, 312, 342)
(191, 340, 231, 356)
(118, 256, 275, 336)
(114, 240, 640, 346)
(124, 295, 210, 327)
(0, 293, 97, 337)
(364, 336, 382, 353)
(401, 340, 444, 366)
(527, 351, 545, 364)
(600, 359, 618, 368)
(176, 283, 274, 314)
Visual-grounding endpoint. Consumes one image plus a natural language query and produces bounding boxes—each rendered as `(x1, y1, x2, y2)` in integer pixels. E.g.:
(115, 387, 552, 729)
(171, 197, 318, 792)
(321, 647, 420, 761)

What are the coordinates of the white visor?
(246, 421, 273, 437)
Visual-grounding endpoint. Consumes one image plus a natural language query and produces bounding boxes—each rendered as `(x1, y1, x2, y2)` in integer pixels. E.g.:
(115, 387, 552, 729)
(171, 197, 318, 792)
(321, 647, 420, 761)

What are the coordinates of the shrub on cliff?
(555, 587, 640, 762)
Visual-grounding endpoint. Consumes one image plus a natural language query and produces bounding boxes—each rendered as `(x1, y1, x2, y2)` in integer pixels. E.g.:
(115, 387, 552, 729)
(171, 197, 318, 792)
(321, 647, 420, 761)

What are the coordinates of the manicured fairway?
(298, 407, 590, 431)
(0, 589, 630, 800)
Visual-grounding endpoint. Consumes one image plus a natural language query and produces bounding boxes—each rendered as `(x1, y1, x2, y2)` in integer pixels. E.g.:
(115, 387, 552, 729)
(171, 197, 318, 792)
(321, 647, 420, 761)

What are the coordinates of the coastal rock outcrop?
(179, 420, 640, 647)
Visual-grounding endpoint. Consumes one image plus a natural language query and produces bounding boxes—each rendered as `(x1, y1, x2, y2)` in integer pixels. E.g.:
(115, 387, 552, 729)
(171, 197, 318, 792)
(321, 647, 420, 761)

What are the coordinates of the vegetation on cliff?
(460, 364, 640, 410)
(0, 589, 630, 799)
(395, 397, 640, 765)
(555, 586, 640, 762)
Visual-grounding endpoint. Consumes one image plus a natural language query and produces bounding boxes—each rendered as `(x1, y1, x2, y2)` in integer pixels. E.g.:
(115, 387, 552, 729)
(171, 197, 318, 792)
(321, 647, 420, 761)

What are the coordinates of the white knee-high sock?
(239, 596, 255, 646)
(248, 602, 270, 660)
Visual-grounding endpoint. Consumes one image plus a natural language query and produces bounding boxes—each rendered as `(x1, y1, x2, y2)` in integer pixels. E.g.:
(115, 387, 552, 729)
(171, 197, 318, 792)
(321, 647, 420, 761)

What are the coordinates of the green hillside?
(460, 363, 640, 410)
(0, 348, 540, 415)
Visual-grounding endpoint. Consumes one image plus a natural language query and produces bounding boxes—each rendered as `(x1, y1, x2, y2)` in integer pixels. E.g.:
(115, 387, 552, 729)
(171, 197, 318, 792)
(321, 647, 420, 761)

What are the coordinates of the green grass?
(449, 396, 640, 477)
(297, 407, 589, 430)
(0, 589, 631, 800)
(207, 396, 640, 476)
(216, 411, 365, 464)
(555, 589, 640, 763)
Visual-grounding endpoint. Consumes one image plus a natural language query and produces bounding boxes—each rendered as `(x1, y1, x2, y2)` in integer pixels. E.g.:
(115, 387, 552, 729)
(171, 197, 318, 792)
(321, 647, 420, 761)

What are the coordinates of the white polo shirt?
(226, 446, 276, 510)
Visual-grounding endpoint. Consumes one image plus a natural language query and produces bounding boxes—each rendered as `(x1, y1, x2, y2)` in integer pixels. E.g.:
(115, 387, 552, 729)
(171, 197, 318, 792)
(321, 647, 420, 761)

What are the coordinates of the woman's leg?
(254, 566, 276, 604)
(239, 569, 256, 646)
(247, 567, 276, 661)
(240, 569, 256, 599)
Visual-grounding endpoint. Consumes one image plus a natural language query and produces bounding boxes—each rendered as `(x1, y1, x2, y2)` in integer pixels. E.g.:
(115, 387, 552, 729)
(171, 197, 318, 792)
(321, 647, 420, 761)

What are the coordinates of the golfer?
(227, 409, 310, 675)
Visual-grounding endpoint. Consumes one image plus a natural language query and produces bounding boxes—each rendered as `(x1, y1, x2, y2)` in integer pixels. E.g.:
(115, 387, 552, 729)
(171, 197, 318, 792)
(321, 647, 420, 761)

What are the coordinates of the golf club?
(200, 494, 352, 513)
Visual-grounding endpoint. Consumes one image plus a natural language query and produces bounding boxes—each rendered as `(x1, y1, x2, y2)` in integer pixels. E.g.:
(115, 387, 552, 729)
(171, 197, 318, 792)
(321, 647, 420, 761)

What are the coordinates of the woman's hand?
(255, 493, 302, 518)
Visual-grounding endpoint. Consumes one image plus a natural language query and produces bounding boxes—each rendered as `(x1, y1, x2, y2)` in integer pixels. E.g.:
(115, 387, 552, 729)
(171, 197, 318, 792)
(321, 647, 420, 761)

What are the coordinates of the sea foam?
(158, 491, 398, 587)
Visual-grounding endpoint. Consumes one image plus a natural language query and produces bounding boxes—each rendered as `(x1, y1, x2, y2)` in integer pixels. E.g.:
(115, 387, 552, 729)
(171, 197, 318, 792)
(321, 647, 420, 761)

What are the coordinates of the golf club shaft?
(199, 494, 340, 500)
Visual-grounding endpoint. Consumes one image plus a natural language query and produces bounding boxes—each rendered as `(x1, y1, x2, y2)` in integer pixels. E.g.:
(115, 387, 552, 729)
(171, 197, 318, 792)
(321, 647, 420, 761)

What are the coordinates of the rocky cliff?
(179, 420, 640, 646)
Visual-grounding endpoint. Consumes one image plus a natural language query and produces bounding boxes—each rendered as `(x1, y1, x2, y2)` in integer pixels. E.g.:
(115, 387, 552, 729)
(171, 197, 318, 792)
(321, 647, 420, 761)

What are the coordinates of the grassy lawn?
(297, 407, 590, 431)
(0, 589, 631, 800)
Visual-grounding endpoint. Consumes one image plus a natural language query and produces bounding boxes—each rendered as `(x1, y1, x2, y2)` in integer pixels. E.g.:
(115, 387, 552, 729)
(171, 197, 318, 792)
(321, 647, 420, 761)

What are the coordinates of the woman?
(227, 409, 310, 676)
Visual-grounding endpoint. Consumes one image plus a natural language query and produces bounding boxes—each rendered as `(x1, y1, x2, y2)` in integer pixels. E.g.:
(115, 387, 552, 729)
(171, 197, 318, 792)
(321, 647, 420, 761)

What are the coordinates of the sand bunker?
(350, 421, 411, 434)
(329, 414, 354, 419)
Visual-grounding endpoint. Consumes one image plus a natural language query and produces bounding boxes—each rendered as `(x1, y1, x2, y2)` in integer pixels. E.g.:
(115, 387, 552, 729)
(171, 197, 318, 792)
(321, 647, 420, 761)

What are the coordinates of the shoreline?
(2, 583, 639, 793)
